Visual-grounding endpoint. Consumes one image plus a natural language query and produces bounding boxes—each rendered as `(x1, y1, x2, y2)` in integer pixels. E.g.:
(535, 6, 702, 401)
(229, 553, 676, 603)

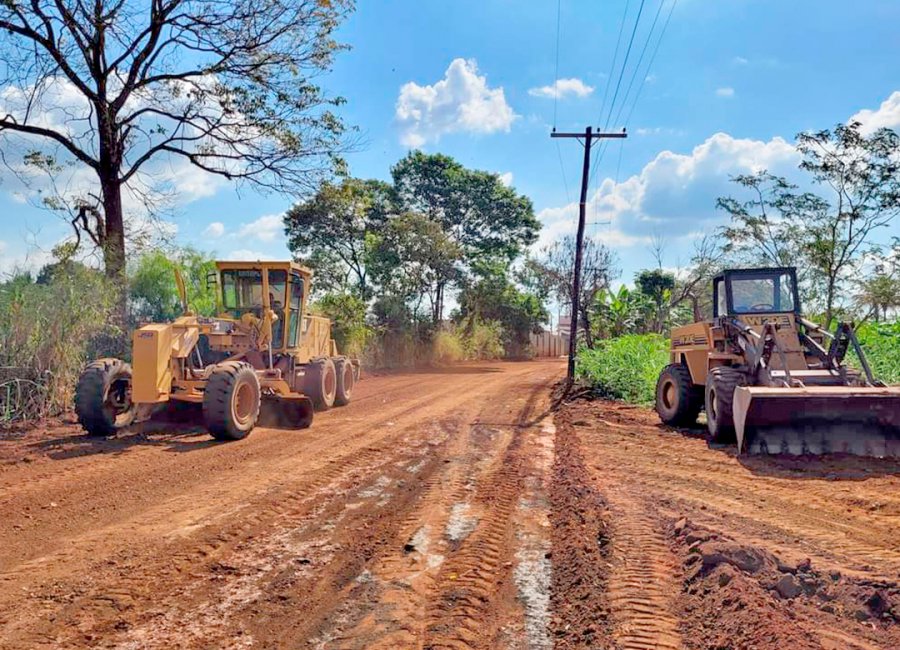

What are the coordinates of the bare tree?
(533, 235, 619, 348)
(0, 0, 353, 285)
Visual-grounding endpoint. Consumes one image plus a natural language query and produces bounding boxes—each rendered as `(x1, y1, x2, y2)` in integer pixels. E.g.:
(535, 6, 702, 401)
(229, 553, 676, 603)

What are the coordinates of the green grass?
(855, 321, 900, 385)
(576, 334, 670, 405)
(576, 321, 900, 409)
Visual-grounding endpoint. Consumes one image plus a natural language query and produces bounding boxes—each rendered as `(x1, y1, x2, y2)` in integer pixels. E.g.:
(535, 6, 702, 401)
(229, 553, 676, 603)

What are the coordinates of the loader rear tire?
(304, 358, 337, 411)
(655, 364, 703, 426)
(75, 358, 135, 436)
(334, 357, 354, 407)
(203, 361, 260, 441)
(706, 366, 743, 443)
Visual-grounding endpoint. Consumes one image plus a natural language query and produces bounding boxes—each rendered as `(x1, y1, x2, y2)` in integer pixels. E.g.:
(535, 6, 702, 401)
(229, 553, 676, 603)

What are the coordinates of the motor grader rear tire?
(75, 358, 136, 436)
(655, 363, 703, 426)
(705, 366, 743, 443)
(304, 358, 337, 411)
(334, 357, 354, 407)
(203, 361, 261, 441)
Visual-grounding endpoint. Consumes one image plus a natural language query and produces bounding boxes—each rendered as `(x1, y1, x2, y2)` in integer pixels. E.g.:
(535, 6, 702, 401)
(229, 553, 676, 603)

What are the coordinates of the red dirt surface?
(3, 363, 899, 649)
(553, 397, 900, 650)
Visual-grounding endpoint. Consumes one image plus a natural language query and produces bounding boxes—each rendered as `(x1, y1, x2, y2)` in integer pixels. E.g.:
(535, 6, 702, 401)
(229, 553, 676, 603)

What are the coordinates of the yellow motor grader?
(75, 261, 360, 440)
(655, 267, 900, 456)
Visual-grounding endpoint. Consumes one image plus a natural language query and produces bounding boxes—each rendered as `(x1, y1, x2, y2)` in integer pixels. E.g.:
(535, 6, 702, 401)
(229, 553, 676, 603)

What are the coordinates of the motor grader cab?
(655, 267, 900, 456)
(75, 261, 360, 441)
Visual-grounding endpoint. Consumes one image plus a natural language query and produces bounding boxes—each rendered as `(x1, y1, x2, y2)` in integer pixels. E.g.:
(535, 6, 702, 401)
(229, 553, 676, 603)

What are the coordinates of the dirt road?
(0, 361, 563, 649)
(2, 361, 899, 649)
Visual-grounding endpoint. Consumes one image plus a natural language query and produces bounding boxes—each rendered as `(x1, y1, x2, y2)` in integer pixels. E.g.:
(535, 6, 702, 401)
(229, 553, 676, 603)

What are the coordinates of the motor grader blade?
(733, 386, 900, 456)
(258, 395, 314, 430)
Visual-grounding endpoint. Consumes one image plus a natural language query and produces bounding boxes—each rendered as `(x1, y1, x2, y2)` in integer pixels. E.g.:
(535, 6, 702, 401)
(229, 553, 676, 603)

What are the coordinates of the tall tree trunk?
(100, 176, 126, 282)
(825, 276, 836, 327)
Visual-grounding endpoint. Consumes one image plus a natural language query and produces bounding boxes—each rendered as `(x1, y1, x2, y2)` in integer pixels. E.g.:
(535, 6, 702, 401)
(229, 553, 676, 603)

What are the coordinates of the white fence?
(530, 332, 569, 358)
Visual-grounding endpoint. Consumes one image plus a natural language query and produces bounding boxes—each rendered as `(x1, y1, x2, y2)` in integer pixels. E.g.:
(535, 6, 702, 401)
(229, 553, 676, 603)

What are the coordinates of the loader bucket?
(258, 395, 314, 430)
(733, 386, 900, 456)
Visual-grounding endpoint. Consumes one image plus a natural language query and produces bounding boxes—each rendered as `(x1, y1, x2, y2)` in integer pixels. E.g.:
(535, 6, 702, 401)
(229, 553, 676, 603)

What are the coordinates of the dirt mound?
(674, 518, 900, 649)
(548, 408, 612, 649)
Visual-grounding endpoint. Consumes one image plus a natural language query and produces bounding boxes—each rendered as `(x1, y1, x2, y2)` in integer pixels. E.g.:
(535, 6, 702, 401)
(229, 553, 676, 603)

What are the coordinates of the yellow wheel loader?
(655, 267, 900, 456)
(75, 261, 361, 441)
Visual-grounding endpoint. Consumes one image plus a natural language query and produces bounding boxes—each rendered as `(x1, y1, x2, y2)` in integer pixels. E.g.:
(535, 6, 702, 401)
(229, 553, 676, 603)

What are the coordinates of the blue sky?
(2, 0, 900, 284)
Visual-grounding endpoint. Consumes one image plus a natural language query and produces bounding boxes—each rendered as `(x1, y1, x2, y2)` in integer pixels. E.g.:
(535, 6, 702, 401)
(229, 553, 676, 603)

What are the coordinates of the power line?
(622, 0, 678, 128)
(593, 0, 678, 172)
(596, 0, 632, 131)
(609, 0, 667, 131)
(601, 0, 647, 133)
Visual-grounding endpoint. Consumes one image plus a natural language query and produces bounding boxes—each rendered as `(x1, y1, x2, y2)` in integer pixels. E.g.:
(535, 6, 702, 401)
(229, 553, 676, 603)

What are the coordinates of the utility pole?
(551, 126, 627, 382)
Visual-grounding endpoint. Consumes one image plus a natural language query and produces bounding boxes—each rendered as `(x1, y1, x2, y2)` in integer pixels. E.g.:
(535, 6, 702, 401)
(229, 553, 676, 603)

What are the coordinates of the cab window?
(288, 273, 305, 347)
(221, 269, 263, 312)
(268, 270, 287, 348)
(730, 271, 796, 313)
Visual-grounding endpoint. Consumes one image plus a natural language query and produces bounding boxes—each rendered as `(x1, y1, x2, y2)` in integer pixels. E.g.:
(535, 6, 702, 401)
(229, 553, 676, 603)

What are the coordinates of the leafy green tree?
(635, 269, 675, 334)
(456, 265, 548, 357)
(130, 248, 216, 323)
(391, 152, 539, 319)
(0, 0, 353, 284)
(591, 285, 652, 339)
(369, 212, 462, 323)
(284, 178, 393, 298)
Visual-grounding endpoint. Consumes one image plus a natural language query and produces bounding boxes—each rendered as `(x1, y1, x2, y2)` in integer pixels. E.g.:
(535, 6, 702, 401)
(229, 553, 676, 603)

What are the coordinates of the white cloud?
(528, 78, 594, 99)
(499, 171, 514, 186)
(715, 87, 735, 98)
(202, 221, 226, 238)
(849, 91, 900, 134)
(0, 240, 6, 254)
(236, 214, 283, 242)
(536, 131, 800, 251)
(395, 58, 517, 147)
(732, 56, 749, 65)
(227, 249, 278, 261)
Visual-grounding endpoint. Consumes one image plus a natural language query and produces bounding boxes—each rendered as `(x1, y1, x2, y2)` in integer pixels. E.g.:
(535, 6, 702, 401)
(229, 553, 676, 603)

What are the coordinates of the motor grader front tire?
(75, 358, 136, 436)
(203, 361, 261, 441)
(705, 366, 744, 443)
(655, 363, 703, 426)
(334, 357, 354, 407)
(304, 358, 337, 411)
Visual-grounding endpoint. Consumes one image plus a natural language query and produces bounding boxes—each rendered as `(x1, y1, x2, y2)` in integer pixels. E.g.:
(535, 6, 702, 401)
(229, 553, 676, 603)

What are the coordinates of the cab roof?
(215, 260, 313, 277)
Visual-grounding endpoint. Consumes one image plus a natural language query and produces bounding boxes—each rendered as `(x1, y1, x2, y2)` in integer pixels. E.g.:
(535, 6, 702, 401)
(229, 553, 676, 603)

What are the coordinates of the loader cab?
(713, 267, 801, 319)
(216, 261, 311, 351)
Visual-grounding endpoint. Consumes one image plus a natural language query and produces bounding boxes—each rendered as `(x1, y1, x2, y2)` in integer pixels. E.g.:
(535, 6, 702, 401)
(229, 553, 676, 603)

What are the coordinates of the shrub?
(855, 321, 900, 384)
(431, 329, 464, 364)
(0, 267, 120, 421)
(576, 334, 670, 405)
(314, 292, 373, 358)
(462, 319, 505, 360)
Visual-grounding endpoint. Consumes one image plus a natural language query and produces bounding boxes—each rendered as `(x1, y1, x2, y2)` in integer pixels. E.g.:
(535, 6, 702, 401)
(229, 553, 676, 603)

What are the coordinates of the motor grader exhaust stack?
(75, 261, 360, 441)
(655, 267, 900, 456)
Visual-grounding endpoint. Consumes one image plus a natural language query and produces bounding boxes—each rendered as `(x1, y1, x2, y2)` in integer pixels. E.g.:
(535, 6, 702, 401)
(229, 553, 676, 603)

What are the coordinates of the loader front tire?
(334, 357, 354, 406)
(705, 367, 743, 443)
(75, 358, 135, 436)
(203, 361, 260, 441)
(655, 363, 703, 426)
(304, 358, 337, 411)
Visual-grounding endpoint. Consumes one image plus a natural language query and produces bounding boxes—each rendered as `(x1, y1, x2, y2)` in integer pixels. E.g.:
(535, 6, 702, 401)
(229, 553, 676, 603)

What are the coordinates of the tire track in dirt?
(421, 379, 545, 650)
(604, 488, 682, 650)
(564, 398, 900, 650)
(1, 364, 555, 649)
(306, 362, 562, 650)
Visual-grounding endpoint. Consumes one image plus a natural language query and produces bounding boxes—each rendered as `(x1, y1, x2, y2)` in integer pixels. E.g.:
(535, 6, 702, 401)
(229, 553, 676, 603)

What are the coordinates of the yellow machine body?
(658, 267, 900, 456)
